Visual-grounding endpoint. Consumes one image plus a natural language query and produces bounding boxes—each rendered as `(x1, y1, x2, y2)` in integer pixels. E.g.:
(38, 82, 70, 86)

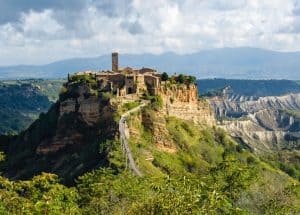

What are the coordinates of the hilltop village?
(60, 52, 215, 124)
(73, 53, 161, 97)
(35, 53, 215, 154)
(67, 52, 199, 101)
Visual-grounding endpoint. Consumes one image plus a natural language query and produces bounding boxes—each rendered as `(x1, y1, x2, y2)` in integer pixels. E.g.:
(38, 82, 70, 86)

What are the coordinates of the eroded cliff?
(160, 84, 215, 127)
(210, 92, 300, 152)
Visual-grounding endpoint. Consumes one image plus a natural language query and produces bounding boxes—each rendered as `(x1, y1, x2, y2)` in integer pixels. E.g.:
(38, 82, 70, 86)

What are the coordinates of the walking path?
(119, 102, 148, 176)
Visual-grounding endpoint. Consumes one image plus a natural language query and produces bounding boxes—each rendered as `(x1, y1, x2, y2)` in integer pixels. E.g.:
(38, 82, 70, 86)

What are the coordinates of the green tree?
(178, 74, 185, 84)
(0, 173, 80, 214)
(187, 75, 196, 84)
(161, 72, 169, 81)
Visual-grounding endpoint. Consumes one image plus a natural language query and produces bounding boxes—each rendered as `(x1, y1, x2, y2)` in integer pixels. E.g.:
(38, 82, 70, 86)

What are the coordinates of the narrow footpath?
(119, 102, 148, 176)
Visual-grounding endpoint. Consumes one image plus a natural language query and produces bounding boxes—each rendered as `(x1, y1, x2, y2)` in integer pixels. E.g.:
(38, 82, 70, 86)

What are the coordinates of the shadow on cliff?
(0, 99, 118, 185)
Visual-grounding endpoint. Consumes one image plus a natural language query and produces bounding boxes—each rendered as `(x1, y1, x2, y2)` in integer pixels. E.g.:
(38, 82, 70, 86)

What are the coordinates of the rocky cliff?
(1, 82, 119, 184)
(160, 84, 216, 127)
(36, 84, 117, 154)
(210, 92, 300, 152)
(1, 77, 217, 183)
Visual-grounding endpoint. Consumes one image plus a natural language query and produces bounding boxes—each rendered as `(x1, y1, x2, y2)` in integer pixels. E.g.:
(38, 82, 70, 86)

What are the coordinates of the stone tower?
(112, 52, 118, 72)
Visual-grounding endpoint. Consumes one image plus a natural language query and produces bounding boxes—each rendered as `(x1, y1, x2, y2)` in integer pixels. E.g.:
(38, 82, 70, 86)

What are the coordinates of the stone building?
(74, 52, 161, 97)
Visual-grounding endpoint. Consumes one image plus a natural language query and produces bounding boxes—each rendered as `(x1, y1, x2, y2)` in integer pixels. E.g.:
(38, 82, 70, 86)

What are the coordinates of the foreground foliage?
(0, 173, 79, 214)
(0, 107, 299, 214)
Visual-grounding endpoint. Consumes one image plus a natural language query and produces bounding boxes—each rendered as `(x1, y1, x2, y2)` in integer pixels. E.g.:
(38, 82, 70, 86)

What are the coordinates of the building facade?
(74, 52, 161, 97)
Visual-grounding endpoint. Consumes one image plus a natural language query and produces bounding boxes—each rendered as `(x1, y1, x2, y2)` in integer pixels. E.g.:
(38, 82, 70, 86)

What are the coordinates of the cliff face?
(2, 82, 119, 184)
(211, 92, 300, 118)
(36, 85, 117, 154)
(2, 79, 216, 183)
(59, 96, 102, 125)
(210, 93, 300, 152)
(160, 84, 216, 127)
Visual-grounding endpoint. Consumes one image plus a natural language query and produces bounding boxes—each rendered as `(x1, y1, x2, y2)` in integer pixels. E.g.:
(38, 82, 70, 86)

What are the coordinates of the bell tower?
(112, 52, 118, 72)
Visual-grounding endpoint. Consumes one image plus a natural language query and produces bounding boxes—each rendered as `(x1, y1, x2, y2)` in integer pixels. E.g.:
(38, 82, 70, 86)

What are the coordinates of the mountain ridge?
(1, 47, 300, 80)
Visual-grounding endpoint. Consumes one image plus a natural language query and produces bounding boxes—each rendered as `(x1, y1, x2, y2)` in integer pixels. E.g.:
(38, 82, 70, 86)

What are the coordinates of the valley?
(2, 1, 300, 214)
(0, 79, 64, 134)
(207, 86, 300, 152)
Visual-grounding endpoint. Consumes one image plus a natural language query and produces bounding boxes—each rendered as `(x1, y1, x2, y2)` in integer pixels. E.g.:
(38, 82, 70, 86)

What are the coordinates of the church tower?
(112, 52, 118, 72)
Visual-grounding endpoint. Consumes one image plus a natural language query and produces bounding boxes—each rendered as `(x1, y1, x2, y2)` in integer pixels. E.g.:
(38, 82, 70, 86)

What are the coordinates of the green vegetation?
(261, 150, 300, 180)
(121, 101, 140, 112)
(119, 112, 300, 214)
(282, 109, 300, 118)
(69, 74, 96, 85)
(150, 95, 163, 110)
(0, 104, 299, 214)
(175, 74, 196, 85)
(0, 99, 117, 185)
(0, 173, 80, 214)
(0, 78, 299, 214)
(60, 74, 106, 101)
(161, 72, 169, 81)
(202, 87, 224, 97)
(0, 79, 63, 134)
(162, 73, 196, 86)
(141, 93, 163, 110)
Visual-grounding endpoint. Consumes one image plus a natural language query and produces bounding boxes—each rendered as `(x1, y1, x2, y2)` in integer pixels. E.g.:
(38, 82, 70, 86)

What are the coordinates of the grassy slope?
(0, 102, 299, 214)
(118, 109, 300, 213)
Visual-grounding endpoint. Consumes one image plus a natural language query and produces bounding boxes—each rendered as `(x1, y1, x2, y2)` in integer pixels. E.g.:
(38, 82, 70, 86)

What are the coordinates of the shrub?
(151, 95, 163, 110)
(122, 101, 140, 112)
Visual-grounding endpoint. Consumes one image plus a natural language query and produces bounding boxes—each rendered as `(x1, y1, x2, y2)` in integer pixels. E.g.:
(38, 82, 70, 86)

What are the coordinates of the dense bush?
(121, 101, 140, 112)
(150, 95, 163, 110)
(0, 173, 80, 214)
(176, 74, 196, 84)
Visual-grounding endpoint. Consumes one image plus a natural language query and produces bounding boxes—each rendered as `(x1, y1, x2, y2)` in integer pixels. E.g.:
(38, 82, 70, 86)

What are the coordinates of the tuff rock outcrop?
(160, 84, 216, 127)
(210, 92, 300, 152)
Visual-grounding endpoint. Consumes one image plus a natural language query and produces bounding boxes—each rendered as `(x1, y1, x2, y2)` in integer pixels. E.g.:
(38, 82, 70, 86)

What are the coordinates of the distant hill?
(197, 79, 300, 97)
(1, 47, 300, 80)
(0, 80, 63, 134)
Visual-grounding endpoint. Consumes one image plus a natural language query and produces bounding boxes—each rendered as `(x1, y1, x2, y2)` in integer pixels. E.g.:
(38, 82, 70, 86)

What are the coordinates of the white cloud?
(21, 10, 63, 37)
(0, 0, 300, 65)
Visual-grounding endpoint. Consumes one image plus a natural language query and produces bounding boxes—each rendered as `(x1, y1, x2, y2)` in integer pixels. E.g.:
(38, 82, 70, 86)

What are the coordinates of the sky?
(0, 0, 300, 65)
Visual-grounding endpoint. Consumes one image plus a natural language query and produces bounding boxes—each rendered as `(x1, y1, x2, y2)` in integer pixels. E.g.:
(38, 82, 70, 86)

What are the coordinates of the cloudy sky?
(0, 0, 300, 65)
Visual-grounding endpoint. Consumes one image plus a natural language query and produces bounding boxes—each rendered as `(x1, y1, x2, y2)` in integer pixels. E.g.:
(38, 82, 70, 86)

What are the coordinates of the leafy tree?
(161, 72, 169, 81)
(178, 74, 185, 84)
(187, 75, 196, 84)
